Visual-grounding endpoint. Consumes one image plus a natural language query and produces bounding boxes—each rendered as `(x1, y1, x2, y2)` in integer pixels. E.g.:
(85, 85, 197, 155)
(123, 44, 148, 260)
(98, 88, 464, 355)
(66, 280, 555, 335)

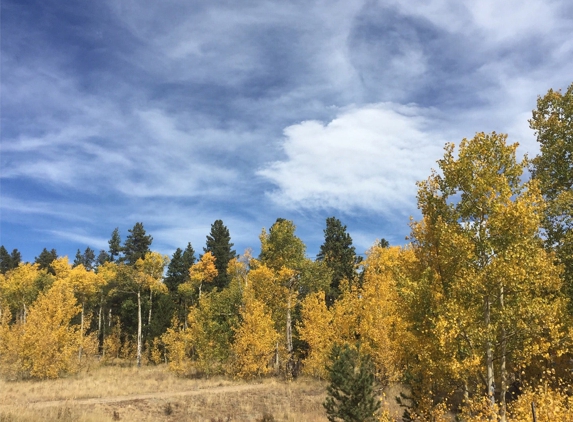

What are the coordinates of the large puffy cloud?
(259, 103, 444, 213)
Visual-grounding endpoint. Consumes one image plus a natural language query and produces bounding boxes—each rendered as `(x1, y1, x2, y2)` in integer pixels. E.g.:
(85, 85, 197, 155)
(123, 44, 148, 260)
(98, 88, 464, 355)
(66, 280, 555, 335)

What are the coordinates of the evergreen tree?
(324, 344, 381, 422)
(73, 249, 84, 267)
(96, 250, 110, 268)
(0, 246, 11, 274)
(73, 247, 95, 270)
(182, 242, 196, 272)
(377, 238, 389, 248)
(34, 248, 58, 275)
(10, 249, 22, 268)
(204, 220, 236, 290)
(317, 217, 359, 305)
(108, 228, 122, 262)
(83, 247, 95, 271)
(123, 222, 153, 265)
(165, 248, 186, 293)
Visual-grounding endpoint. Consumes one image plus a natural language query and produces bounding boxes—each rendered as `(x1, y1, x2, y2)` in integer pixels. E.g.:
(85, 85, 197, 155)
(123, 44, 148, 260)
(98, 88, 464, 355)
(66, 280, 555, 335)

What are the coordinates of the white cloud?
(258, 103, 444, 213)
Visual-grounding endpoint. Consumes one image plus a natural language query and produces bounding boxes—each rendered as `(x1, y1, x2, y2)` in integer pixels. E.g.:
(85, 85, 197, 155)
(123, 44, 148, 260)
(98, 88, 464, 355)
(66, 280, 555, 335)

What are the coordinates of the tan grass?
(0, 364, 330, 421)
(0, 363, 403, 421)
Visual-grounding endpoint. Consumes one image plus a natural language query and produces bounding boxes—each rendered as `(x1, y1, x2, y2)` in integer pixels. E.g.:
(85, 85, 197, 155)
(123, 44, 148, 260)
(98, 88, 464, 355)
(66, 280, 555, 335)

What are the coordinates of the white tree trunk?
(137, 290, 142, 368)
(485, 296, 495, 414)
(148, 290, 153, 325)
(78, 302, 85, 361)
(500, 285, 507, 422)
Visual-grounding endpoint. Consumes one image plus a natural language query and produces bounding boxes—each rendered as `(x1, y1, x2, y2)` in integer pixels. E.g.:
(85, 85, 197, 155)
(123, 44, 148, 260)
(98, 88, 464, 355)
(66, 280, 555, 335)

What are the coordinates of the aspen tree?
(299, 246, 409, 383)
(256, 219, 330, 376)
(231, 290, 279, 378)
(118, 252, 168, 367)
(20, 281, 81, 379)
(530, 82, 573, 313)
(0, 263, 51, 323)
(52, 257, 105, 360)
(407, 133, 568, 419)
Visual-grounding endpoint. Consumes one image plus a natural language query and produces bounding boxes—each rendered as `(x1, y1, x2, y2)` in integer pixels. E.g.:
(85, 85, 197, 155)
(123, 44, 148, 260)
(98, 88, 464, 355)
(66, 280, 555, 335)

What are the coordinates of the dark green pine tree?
(378, 238, 390, 248)
(317, 217, 360, 305)
(108, 228, 123, 262)
(324, 344, 381, 422)
(182, 242, 196, 273)
(165, 247, 184, 292)
(34, 248, 58, 275)
(74, 249, 84, 267)
(0, 246, 11, 274)
(96, 250, 111, 268)
(10, 249, 22, 269)
(123, 222, 153, 265)
(165, 243, 197, 293)
(204, 220, 236, 290)
(83, 247, 96, 271)
(73, 247, 95, 270)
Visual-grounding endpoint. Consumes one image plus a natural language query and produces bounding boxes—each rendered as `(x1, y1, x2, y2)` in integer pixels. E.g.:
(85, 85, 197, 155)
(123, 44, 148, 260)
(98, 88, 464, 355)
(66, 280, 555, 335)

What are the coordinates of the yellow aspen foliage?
(20, 282, 81, 379)
(97, 261, 118, 285)
(356, 245, 411, 384)
(298, 291, 333, 378)
(51, 256, 72, 279)
(0, 263, 51, 323)
(248, 263, 289, 329)
(186, 296, 232, 374)
(188, 251, 218, 296)
(508, 380, 572, 422)
(181, 266, 242, 375)
(226, 253, 251, 288)
(131, 252, 169, 367)
(149, 337, 164, 365)
(299, 247, 409, 383)
(53, 258, 106, 361)
(0, 306, 25, 379)
(405, 133, 570, 419)
(102, 316, 122, 363)
(161, 317, 193, 375)
(231, 292, 279, 379)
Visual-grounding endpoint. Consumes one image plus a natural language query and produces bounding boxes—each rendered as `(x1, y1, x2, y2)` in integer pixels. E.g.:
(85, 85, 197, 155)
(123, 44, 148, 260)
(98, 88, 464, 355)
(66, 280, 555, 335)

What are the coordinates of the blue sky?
(1, 0, 572, 262)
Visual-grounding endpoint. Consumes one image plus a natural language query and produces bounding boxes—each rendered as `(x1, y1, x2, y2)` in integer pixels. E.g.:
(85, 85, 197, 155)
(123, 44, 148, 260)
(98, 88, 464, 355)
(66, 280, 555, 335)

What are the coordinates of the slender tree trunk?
(500, 285, 507, 422)
(286, 294, 294, 377)
(137, 290, 142, 368)
(98, 299, 102, 340)
(183, 299, 188, 330)
(275, 341, 280, 372)
(98, 298, 103, 356)
(148, 290, 153, 325)
(79, 302, 85, 361)
(485, 295, 495, 415)
(286, 296, 293, 355)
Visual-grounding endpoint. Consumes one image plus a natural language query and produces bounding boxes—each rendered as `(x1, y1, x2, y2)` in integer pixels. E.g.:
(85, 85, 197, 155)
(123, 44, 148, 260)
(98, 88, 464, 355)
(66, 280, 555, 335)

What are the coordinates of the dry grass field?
(0, 365, 334, 421)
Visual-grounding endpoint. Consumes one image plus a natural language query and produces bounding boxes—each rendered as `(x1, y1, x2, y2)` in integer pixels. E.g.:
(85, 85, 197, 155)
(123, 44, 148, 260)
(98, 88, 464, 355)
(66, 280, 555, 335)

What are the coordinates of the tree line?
(1, 83, 572, 421)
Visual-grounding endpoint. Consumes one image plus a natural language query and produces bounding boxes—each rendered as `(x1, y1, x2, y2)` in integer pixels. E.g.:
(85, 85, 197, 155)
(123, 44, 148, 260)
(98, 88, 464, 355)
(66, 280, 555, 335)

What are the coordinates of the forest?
(0, 83, 572, 422)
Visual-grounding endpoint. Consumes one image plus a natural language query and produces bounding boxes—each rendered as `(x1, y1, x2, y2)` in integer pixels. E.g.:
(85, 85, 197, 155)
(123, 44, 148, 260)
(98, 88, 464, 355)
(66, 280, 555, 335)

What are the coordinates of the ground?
(0, 365, 330, 421)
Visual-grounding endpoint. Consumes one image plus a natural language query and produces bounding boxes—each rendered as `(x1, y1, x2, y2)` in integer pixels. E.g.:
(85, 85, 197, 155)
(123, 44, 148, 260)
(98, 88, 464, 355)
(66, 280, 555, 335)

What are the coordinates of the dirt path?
(25, 382, 272, 408)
